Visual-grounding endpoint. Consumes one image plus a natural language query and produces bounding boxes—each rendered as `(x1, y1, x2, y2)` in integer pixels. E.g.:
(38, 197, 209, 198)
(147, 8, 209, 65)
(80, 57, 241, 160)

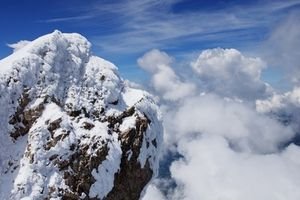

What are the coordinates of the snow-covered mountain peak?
(0, 31, 162, 200)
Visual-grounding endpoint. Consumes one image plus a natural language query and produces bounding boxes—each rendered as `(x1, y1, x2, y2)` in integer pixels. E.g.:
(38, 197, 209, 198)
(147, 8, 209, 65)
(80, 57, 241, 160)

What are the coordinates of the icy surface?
(0, 31, 162, 199)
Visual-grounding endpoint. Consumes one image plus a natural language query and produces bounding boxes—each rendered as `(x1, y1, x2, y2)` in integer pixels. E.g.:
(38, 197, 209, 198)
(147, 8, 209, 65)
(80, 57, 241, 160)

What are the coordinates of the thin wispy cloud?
(35, 0, 300, 58)
(42, 0, 299, 55)
(40, 15, 94, 23)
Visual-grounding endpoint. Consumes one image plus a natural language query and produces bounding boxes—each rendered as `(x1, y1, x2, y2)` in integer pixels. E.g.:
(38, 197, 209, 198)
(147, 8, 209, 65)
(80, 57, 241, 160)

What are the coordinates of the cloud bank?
(192, 48, 269, 100)
(169, 94, 294, 153)
(171, 136, 300, 200)
(139, 47, 300, 200)
(138, 49, 196, 101)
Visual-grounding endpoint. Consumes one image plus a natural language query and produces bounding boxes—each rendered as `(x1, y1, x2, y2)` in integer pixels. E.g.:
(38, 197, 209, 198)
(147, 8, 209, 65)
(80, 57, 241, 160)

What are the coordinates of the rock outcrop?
(0, 31, 162, 200)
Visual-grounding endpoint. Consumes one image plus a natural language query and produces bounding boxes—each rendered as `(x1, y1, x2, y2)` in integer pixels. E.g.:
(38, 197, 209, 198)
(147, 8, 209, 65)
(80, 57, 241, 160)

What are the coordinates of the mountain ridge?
(0, 30, 162, 200)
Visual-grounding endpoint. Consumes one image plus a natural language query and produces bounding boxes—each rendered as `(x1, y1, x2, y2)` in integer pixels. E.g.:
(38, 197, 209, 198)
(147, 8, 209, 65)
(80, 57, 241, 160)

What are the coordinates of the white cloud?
(257, 87, 300, 113)
(192, 48, 269, 100)
(40, 15, 93, 23)
(138, 49, 196, 101)
(262, 12, 300, 84)
(140, 47, 300, 200)
(142, 184, 166, 200)
(170, 135, 300, 200)
(7, 40, 31, 53)
(137, 49, 173, 73)
(140, 49, 293, 153)
(256, 86, 300, 132)
(166, 94, 294, 153)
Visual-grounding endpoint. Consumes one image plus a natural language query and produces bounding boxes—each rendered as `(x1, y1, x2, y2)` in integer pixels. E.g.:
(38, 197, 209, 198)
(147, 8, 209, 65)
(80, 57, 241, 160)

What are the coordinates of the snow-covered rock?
(0, 30, 162, 200)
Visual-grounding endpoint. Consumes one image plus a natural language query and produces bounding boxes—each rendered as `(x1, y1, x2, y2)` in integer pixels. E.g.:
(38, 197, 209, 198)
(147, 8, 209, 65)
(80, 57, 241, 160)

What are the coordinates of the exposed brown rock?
(50, 107, 154, 200)
(50, 139, 109, 198)
(9, 89, 45, 140)
(107, 107, 135, 129)
(47, 118, 62, 136)
(105, 113, 153, 200)
(82, 122, 95, 130)
(8, 92, 155, 200)
(151, 139, 157, 148)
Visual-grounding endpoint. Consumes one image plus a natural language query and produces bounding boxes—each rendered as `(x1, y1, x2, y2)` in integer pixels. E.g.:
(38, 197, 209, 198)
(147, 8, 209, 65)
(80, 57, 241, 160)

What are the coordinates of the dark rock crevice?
(105, 113, 152, 200)
(46, 133, 109, 199)
(9, 89, 45, 140)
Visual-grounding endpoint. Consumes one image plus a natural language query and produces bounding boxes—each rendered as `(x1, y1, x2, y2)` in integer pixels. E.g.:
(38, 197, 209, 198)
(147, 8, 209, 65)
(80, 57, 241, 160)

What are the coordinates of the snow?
(122, 87, 147, 107)
(135, 97, 163, 174)
(0, 30, 162, 199)
(89, 138, 122, 199)
(119, 116, 136, 132)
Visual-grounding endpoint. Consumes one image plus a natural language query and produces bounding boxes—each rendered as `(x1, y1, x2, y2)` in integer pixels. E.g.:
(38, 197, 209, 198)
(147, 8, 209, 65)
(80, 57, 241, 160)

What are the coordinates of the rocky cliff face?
(0, 31, 162, 200)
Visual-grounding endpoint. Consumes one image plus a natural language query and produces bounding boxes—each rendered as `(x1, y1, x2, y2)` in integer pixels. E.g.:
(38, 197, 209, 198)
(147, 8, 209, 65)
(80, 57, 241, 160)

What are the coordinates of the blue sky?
(0, 0, 299, 85)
